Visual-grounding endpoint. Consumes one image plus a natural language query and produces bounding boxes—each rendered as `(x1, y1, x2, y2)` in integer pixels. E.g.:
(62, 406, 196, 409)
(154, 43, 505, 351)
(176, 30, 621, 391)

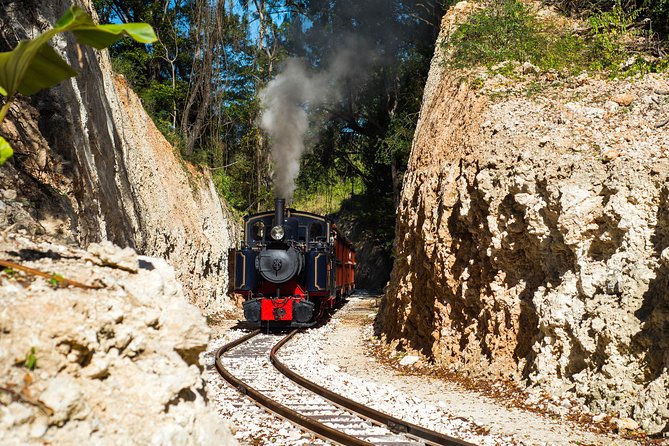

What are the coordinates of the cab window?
(251, 221, 265, 241)
(310, 222, 324, 241)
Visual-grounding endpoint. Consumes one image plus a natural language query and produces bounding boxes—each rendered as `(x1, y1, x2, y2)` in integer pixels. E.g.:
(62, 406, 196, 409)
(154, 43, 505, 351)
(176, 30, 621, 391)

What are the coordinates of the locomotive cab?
(232, 198, 355, 327)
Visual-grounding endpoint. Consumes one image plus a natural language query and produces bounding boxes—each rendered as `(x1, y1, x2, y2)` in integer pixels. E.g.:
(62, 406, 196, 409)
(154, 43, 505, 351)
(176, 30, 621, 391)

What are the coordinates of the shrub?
(445, 0, 588, 72)
(588, 2, 640, 70)
(445, 0, 668, 76)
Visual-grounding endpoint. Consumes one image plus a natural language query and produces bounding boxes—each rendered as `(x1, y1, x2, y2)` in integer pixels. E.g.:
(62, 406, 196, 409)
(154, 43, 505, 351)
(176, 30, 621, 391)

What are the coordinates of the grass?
(445, 0, 586, 72)
(291, 176, 363, 216)
(25, 347, 37, 371)
(1, 267, 15, 278)
(444, 0, 669, 78)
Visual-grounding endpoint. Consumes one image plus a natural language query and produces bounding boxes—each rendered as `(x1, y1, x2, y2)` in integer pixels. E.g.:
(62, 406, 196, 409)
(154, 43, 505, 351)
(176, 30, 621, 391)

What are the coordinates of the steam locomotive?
(232, 198, 355, 327)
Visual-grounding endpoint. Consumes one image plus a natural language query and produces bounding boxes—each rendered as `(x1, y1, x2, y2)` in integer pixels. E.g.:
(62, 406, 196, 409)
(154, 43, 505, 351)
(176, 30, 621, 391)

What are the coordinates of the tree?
(95, 0, 448, 220)
(94, 0, 304, 211)
(294, 0, 445, 205)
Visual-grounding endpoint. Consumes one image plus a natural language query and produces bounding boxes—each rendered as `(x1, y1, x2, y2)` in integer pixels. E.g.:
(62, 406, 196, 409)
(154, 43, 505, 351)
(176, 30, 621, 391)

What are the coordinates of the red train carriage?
(231, 198, 355, 327)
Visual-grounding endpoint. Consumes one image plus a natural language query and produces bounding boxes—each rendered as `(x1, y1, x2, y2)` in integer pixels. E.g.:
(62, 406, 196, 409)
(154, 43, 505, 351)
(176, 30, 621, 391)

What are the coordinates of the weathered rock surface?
(379, 1, 669, 434)
(0, 0, 237, 314)
(0, 235, 237, 445)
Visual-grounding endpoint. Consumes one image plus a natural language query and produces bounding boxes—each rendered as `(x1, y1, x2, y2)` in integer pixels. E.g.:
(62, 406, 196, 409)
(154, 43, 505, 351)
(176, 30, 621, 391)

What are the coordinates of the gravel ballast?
(205, 295, 642, 445)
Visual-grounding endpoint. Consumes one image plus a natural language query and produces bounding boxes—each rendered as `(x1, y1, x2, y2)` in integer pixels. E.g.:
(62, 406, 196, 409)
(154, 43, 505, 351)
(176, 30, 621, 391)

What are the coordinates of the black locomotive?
(232, 198, 355, 327)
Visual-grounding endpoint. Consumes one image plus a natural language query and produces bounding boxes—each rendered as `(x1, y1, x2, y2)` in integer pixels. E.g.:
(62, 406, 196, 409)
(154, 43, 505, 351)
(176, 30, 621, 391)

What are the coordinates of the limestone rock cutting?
(379, 1, 669, 434)
(0, 235, 237, 445)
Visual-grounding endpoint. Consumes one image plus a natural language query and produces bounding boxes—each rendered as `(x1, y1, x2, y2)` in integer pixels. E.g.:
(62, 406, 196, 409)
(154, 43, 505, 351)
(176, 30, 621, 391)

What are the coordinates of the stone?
(660, 247, 669, 267)
(4, 403, 34, 426)
(379, 2, 669, 435)
(615, 417, 640, 431)
(39, 376, 83, 424)
(81, 353, 111, 380)
(87, 241, 139, 273)
(522, 62, 540, 75)
(0, 236, 237, 445)
(399, 355, 420, 366)
(601, 148, 621, 162)
(2, 189, 17, 200)
(610, 93, 635, 106)
(592, 413, 607, 423)
(0, 0, 237, 315)
(29, 415, 48, 438)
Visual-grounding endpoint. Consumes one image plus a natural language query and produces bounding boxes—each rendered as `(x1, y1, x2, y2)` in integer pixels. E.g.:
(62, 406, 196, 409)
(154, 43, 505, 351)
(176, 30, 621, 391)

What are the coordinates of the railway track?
(214, 329, 476, 446)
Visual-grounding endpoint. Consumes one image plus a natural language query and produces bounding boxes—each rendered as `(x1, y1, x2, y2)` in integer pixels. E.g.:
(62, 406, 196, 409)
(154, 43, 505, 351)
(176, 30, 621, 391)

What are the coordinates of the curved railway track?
(214, 329, 476, 446)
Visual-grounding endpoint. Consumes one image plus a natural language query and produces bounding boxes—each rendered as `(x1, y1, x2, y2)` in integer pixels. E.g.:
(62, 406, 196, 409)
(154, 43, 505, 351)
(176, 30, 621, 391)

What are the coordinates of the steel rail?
(270, 330, 477, 446)
(214, 330, 372, 446)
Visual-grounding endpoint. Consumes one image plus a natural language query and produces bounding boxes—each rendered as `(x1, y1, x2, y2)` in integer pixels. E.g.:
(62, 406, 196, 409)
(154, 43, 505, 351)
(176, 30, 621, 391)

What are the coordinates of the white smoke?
(259, 39, 376, 201)
(260, 36, 378, 202)
(259, 60, 320, 201)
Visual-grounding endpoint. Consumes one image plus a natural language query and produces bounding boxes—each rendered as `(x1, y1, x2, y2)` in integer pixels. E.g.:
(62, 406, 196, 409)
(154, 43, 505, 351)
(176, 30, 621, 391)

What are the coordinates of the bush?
(445, 0, 668, 76)
(445, 0, 588, 72)
(545, 0, 669, 40)
(643, 0, 669, 38)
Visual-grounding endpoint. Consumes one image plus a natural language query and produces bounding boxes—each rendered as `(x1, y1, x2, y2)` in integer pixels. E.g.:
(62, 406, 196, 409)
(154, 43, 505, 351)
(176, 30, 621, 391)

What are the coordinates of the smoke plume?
(259, 37, 377, 201)
(259, 60, 320, 200)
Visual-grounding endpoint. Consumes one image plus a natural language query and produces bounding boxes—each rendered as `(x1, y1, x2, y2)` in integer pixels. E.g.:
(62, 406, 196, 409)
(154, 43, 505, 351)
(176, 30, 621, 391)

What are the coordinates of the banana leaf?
(0, 5, 156, 98)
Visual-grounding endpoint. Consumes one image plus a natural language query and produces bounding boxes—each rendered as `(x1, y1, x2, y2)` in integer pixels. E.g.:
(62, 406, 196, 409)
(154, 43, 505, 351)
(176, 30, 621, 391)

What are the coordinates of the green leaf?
(0, 136, 13, 166)
(25, 347, 37, 371)
(14, 44, 78, 96)
(0, 6, 156, 98)
(0, 86, 6, 96)
(55, 6, 157, 48)
(73, 23, 158, 49)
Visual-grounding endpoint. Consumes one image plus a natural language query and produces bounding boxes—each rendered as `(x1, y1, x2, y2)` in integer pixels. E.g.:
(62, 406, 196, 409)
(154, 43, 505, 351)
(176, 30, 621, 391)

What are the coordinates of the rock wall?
(0, 0, 237, 314)
(0, 236, 237, 445)
(379, 1, 669, 434)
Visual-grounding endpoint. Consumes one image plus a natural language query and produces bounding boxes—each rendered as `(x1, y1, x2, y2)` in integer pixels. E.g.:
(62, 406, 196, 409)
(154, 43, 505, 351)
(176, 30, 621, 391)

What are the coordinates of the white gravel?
(277, 320, 508, 446)
(203, 331, 328, 445)
(204, 295, 641, 445)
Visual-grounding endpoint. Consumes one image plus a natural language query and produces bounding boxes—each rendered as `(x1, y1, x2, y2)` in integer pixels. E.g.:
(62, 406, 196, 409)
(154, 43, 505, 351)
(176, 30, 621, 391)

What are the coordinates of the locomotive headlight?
(270, 225, 285, 240)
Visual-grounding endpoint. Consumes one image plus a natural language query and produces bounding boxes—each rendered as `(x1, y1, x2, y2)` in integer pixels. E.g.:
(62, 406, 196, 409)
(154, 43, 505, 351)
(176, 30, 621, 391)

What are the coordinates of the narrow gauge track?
(215, 330, 476, 446)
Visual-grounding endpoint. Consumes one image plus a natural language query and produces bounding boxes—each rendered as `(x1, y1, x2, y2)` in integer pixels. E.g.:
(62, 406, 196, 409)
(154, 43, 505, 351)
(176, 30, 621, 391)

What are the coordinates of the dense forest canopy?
(93, 0, 443, 214)
(94, 0, 669, 267)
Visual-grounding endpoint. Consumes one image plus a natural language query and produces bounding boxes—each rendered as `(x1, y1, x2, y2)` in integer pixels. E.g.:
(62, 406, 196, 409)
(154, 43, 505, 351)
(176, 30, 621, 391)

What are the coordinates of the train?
(231, 198, 355, 327)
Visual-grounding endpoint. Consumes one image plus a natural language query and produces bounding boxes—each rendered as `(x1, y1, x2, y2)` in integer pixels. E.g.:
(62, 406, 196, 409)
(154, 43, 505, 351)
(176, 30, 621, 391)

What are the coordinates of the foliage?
(544, 1, 669, 38)
(96, 0, 297, 212)
(24, 347, 37, 371)
(292, 174, 363, 216)
(379, 113, 416, 166)
(273, 0, 443, 260)
(0, 137, 12, 165)
(338, 192, 396, 252)
(1, 267, 15, 278)
(446, 0, 589, 72)
(643, 0, 669, 37)
(48, 273, 64, 288)
(213, 166, 253, 210)
(93, 0, 444, 236)
(0, 5, 156, 165)
(588, 2, 640, 70)
(447, 0, 668, 76)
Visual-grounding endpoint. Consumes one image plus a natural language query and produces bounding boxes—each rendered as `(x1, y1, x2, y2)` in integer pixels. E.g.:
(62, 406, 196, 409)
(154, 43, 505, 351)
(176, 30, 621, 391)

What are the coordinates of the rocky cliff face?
(0, 236, 237, 445)
(379, 1, 669, 434)
(0, 0, 236, 314)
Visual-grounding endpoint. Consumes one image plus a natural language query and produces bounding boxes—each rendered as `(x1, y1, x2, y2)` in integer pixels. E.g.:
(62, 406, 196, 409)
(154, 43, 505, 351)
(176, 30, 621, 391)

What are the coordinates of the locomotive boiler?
(232, 198, 355, 327)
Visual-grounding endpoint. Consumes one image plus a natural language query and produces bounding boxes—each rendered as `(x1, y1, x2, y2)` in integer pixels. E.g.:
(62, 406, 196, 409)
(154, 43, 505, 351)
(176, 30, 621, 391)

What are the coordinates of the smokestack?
(275, 198, 285, 227)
